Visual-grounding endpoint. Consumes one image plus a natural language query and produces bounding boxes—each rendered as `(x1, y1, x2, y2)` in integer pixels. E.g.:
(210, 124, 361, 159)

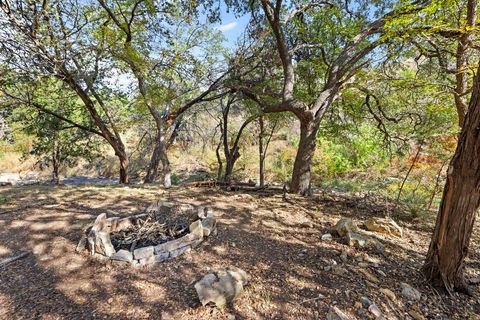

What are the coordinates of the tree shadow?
(0, 185, 478, 319)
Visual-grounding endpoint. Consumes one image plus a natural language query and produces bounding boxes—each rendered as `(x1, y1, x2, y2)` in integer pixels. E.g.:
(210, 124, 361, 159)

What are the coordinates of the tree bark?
(290, 118, 319, 195)
(51, 144, 60, 185)
(258, 116, 265, 188)
(423, 65, 480, 294)
(119, 155, 129, 184)
(453, 0, 477, 127)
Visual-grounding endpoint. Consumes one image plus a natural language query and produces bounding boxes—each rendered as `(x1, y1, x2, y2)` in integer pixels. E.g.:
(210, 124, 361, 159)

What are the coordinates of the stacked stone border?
(76, 201, 216, 266)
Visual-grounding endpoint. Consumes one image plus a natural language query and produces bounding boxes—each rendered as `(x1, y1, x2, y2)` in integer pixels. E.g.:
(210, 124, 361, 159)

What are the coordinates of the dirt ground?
(0, 184, 479, 319)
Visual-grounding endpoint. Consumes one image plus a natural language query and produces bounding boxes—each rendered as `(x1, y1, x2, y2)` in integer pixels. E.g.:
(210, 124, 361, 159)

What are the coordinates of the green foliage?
(21, 112, 100, 178)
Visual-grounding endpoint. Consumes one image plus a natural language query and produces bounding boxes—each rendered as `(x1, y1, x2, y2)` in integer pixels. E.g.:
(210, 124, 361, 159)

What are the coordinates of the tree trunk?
(118, 154, 129, 184)
(290, 119, 319, 195)
(216, 133, 223, 180)
(259, 116, 265, 188)
(144, 134, 162, 184)
(224, 150, 240, 183)
(453, 0, 477, 127)
(423, 65, 480, 294)
(51, 145, 60, 185)
(64, 75, 129, 184)
(159, 139, 171, 187)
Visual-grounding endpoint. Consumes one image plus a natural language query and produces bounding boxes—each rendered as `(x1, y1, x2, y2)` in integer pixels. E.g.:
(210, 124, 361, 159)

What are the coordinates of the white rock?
(195, 267, 249, 308)
(189, 220, 204, 239)
(201, 217, 216, 237)
(111, 249, 133, 262)
(368, 304, 382, 318)
(133, 246, 154, 260)
(94, 231, 116, 257)
(346, 231, 369, 248)
(400, 283, 421, 301)
(321, 233, 333, 241)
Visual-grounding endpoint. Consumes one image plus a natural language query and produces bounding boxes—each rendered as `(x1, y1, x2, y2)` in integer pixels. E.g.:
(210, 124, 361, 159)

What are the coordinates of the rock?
(115, 217, 134, 232)
(76, 235, 87, 253)
(111, 249, 133, 262)
(195, 267, 249, 308)
(340, 250, 348, 262)
(333, 218, 357, 237)
(201, 217, 216, 237)
(360, 296, 372, 307)
(169, 245, 191, 258)
(94, 231, 116, 257)
(332, 265, 348, 276)
(197, 207, 207, 219)
(91, 213, 108, 232)
(368, 304, 382, 318)
(365, 217, 403, 237)
(321, 233, 333, 241)
(326, 306, 353, 320)
(300, 221, 314, 228)
(346, 231, 369, 248)
(379, 288, 396, 301)
(354, 301, 362, 309)
(155, 233, 198, 254)
(189, 220, 204, 239)
(400, 283, 421, 301)
(154, 251, 170, 262)
(133, 246, 154, 260)
(357, 268, 380, 283)
(408, 308, 425, 320)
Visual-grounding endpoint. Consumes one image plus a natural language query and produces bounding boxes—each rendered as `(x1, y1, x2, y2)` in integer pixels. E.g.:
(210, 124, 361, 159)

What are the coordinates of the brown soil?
(0, 184, 479, 319)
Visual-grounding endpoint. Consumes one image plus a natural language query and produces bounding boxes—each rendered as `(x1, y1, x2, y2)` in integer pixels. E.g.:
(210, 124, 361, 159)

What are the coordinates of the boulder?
(400, 283, 421, 301)
(365, 217, 403, 237)
(94, 231, 116, 257)
(111, 249, 133, 262)
(326, 306, 353, 320)
(346, 231, 369, 248)
(195, 267, 249, 308)
(333, 218, 357, 237)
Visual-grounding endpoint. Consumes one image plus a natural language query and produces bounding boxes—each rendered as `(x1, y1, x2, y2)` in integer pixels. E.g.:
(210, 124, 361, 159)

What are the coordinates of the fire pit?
(76, 201, 216, 266)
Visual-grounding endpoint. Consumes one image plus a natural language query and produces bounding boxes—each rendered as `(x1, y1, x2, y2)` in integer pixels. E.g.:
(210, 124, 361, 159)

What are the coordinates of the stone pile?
(76, 201, 216, 266)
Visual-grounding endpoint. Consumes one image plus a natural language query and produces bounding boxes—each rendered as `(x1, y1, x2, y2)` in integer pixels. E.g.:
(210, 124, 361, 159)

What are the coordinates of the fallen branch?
(0, 251, 29, 266)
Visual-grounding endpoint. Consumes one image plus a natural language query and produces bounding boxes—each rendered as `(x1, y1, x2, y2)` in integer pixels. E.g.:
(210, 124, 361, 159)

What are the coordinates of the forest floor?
(0, 184, 479, 320)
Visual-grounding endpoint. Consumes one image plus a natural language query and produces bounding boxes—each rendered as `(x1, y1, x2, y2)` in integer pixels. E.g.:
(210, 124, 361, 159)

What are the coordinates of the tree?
(218, 93, 258, 182)
(95, 0, 228, 186)
(423, 63, 480, 294)
(236, 0, 427, 194)
(21, 112, 99, 184)
(0, 0, 130, 183)
(402, 0, 478, 127)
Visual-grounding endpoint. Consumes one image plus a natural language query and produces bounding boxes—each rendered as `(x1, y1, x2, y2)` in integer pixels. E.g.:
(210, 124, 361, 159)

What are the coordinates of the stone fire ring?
(75, 201, 216, 267)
